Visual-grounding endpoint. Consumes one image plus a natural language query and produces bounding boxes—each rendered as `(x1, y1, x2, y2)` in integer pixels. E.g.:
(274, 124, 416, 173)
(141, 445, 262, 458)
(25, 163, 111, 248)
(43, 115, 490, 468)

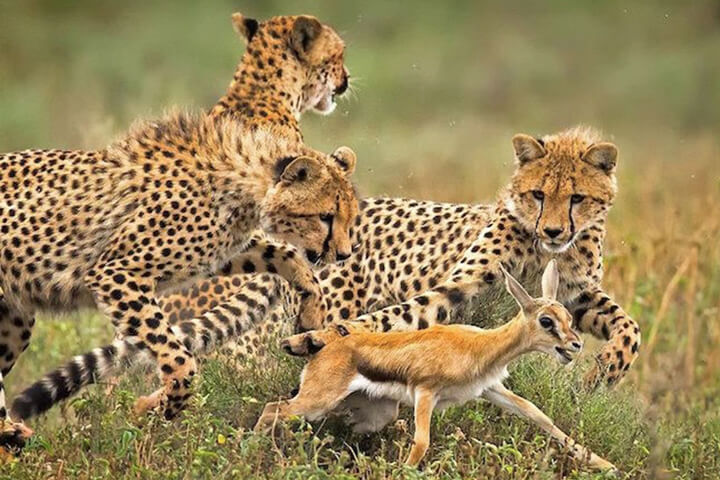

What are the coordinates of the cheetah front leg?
(158, 233, 323, 333)
(86, 261, 196, 419)
(0, 295, 35, 454)
(283, 257, 507, 355)
(571, 289, 641, 388)
(9, 274, 299, 423)
(222, 233, 325, 331)
(172, 272, 296, 356)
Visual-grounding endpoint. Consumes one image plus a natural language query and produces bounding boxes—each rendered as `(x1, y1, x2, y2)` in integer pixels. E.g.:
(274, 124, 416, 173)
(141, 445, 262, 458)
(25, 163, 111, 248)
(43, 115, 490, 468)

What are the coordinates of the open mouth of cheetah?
(313, 92, 337, 115)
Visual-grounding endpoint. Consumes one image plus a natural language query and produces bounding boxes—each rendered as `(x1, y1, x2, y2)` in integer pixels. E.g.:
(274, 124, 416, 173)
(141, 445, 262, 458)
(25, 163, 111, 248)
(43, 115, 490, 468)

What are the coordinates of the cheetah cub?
(255, 260, 616, 472)
(0, 111, 358, 449)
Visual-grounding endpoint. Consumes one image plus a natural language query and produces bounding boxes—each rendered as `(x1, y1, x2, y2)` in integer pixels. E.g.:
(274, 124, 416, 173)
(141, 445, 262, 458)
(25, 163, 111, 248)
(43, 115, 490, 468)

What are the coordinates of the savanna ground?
(1, 0, 719, 478)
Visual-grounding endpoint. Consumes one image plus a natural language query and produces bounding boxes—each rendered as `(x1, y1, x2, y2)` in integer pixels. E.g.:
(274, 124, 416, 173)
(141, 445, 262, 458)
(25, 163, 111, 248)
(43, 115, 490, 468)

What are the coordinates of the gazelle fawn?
(255, 260, 616, 471)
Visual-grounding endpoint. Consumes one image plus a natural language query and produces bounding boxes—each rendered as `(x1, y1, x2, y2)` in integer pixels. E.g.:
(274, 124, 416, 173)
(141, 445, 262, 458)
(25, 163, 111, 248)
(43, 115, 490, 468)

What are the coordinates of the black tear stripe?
(534, 199, 544, 235)
(321, 215, 334, 258)
(320, 198, 340, 258)
(568, 201, 576, 240)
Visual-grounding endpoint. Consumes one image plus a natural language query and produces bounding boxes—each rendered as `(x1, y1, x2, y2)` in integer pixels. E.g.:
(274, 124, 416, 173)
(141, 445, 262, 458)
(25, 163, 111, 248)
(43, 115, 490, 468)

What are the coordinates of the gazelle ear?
(499, 264, 534, 312)
(541, 259, 559, 300)
(231, 13, 259, 43)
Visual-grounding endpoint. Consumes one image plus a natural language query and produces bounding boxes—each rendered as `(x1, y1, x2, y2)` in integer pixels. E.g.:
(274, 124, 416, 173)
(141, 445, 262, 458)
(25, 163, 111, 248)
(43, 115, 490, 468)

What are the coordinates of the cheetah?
(281, 127, 641, 382)
(281, 128, 641, 381)
(199, 11, 353, 326)
(211, 12, 350, 141)
(0, 111, 358, 450)
(17, 127, 642, 428)
(3, 12, 353, 435)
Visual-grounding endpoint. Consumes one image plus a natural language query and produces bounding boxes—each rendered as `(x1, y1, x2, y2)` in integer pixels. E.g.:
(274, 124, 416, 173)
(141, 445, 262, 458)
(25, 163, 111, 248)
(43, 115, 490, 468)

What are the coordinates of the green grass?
(5, 332, 716, 479)
(2, 0, 720, 478)
(0, 339, 646, 479)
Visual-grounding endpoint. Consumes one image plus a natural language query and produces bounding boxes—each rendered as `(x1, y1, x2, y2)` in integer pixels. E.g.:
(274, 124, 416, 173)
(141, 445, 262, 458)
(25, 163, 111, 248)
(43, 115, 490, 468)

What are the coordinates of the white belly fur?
(347, 366, 510, 411)
(347, 376, 414, 405)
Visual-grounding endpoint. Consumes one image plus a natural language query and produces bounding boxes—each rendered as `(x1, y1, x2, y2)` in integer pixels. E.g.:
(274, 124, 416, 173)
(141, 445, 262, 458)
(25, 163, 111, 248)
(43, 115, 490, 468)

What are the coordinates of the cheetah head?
(262, 145, 358, 265)
(507, 127, 618, 253)
(232, 13, 349, 116)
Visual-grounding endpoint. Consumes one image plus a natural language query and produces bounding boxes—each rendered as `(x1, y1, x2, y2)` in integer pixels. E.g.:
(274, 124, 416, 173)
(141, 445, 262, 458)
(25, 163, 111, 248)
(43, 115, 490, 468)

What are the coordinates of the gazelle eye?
(532, 190, 545, 201)
(571, 194, 585, 204)
(539, 316, 554, 329)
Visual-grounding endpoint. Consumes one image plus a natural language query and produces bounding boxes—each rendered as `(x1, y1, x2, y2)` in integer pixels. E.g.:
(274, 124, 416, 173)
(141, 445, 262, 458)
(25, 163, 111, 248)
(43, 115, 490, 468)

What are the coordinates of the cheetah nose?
(544, 227, 564, 239)
(335, 74, 349, 95)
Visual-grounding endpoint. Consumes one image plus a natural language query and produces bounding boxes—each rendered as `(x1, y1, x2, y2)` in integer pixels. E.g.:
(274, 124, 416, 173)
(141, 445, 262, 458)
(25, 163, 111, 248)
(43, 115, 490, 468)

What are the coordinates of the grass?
(2, 0, 720, 478)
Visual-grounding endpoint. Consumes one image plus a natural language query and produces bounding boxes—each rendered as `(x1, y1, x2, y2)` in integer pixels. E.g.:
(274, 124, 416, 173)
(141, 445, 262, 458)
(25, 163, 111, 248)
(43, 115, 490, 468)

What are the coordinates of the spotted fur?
(19, 127, 642, 427)
(211, 13, 349, 141)
(284, 127, 640, 389)
(284, 128, 640, 387)
(0, 112, 357, 445)
(4, 12, 354, 437)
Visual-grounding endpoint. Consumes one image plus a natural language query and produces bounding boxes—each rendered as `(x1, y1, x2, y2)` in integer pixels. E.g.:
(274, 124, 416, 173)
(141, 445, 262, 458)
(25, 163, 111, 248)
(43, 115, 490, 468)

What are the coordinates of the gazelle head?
(500, 260, 582, 364)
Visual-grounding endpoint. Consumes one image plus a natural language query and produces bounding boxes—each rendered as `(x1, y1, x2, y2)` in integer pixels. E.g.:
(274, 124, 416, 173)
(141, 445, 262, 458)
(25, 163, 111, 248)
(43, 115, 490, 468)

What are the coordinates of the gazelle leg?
(254, 360, 353, 432)
(254, 390, 347, 433)
(254, 400, 291, 432)
(482, 384, 616, 472)
(406, 387, 435, 466)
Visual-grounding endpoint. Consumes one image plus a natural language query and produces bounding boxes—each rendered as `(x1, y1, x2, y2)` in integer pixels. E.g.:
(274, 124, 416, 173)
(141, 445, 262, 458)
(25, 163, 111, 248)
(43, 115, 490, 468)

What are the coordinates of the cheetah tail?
(10, 339, 139, 421)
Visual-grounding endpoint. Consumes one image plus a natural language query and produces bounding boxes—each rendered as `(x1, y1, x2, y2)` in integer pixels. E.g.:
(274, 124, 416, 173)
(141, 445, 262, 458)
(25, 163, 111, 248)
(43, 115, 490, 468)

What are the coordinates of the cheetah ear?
(277, 156, 321, 185)
(231, 13, 259, 44)
(290, 15, 323, 59)
(512, 134, 546, 165)
(582, 142, 618, 175)
(541, 259, 559, 301)
(330, 146, 356, 177)
(499, 264, 535, 313)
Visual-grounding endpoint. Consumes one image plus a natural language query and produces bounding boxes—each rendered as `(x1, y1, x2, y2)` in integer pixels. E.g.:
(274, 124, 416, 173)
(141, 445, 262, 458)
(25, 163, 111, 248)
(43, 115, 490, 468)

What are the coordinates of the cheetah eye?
(539, 316, 554, 329)
(532, 190, 545, 201)
(319, 213, 334, 223)
(571, 194, 585, 204)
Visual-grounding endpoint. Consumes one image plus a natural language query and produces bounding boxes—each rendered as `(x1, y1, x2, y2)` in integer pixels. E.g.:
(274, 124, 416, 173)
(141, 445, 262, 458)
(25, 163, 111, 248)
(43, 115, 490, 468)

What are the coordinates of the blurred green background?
(2, 1, 720, 478)
(2, 0, 719, 198)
